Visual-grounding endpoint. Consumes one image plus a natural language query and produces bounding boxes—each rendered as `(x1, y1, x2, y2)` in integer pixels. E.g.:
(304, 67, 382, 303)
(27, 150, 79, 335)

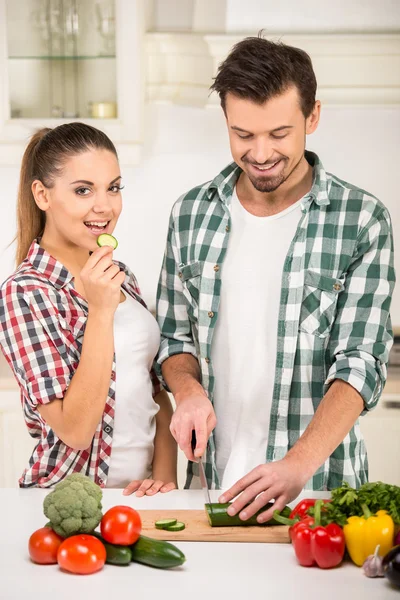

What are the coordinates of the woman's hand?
(80, 246, 125, 316)
(123, 479, 177, 497)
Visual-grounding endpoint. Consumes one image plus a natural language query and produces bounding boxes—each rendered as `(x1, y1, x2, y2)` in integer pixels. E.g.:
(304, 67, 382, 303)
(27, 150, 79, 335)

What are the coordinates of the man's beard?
(243, 155, 303, 193)
(248, 169, 286, 193)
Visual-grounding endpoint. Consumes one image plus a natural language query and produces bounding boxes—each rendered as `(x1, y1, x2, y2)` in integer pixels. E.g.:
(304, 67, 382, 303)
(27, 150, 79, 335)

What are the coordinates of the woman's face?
(37, 149, 123, 253)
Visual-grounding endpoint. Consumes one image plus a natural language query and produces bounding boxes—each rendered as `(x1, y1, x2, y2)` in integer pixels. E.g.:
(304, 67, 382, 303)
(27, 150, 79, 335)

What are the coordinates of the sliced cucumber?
(205, 503, 292, 527)
(155, 518, 177, 530)
(165, 521, 185, 532)
(130, 535, 186, 569)
(97, 233, 118, 249)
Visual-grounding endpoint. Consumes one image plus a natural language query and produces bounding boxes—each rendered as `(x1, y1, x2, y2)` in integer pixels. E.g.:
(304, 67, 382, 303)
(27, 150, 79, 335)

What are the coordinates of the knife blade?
(191, 430, 213, 511)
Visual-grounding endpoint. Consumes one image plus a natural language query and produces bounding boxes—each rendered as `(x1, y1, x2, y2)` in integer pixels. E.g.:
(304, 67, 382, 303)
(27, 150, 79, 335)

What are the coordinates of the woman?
(0, 123, 177, 494)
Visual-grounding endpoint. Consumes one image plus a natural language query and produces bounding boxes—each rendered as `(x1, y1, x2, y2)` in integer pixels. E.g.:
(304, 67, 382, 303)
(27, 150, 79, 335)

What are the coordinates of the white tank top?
(106, 293, 161, 488)
(212, 187, 302, 489)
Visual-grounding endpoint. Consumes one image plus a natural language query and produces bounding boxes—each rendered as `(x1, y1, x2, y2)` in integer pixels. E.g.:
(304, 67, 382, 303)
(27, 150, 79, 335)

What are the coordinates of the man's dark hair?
(210, 33, 317, 118)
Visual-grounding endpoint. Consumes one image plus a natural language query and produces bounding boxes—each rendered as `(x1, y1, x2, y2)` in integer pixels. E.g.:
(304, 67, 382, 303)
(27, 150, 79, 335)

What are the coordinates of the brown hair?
(210, 33, 317, 118)
(16, 122, 118, 266)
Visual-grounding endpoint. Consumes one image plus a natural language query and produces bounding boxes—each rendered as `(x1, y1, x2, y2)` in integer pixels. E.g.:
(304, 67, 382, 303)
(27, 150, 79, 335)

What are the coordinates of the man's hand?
(170, 392, 216, 461)
(218, 457, 308, 523)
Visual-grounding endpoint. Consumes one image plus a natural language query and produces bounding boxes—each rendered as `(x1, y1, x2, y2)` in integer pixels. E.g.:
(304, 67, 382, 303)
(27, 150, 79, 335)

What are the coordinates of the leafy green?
(307, 481, 400, 526)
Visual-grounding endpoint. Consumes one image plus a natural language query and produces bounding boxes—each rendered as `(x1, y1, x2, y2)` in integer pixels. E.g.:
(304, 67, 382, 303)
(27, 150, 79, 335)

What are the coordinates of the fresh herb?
(307, 482, 400, 526)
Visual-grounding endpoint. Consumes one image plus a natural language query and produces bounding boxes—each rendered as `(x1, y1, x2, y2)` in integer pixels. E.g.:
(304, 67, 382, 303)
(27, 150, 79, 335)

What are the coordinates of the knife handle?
(191, 430, 197, 454)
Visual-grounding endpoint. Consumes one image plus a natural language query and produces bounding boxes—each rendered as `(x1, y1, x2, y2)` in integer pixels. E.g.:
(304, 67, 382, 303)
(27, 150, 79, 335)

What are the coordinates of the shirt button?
(213, 265, 220, 272)
(205, 357, 210, 364)
(225, 225, 230, 232)
(178, 272, 182, 279)
(98, 478, 104, 485)
(104, 425, 112, 434)
(61, 296, 68, 305)
(333, 282, 342, 291)
(208, 311, 214, 318)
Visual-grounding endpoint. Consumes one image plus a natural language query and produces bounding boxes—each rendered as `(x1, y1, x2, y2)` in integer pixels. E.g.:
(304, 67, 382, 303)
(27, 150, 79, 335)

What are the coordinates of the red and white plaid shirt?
(0, 240, 161, 488)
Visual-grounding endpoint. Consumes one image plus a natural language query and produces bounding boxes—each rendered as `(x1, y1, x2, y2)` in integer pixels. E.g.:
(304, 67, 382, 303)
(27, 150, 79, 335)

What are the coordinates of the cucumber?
(155, 518, 177, 530)
(92, 531, 132, 566)
(205, 503, 292, 527)
(96, 233, 118, 249)
(130, 535, 186, 569)
(165, 522, 185, 532)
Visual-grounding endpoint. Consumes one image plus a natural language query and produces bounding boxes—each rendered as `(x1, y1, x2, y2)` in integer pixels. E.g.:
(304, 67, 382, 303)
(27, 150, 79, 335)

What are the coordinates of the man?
(156, 35, 395, 523)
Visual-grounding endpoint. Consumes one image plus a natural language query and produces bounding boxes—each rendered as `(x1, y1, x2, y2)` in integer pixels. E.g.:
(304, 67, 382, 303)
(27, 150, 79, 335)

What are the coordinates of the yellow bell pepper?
(343, 504, 394, 566)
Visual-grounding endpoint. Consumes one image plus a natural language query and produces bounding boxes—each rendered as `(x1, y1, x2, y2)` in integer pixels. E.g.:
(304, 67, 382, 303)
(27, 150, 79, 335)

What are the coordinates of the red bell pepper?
(274, 500, 345, 569)
(289, 498, 331, 520)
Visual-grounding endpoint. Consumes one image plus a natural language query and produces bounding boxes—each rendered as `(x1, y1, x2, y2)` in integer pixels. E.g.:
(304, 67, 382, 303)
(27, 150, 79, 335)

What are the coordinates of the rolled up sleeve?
(155, 210, 198, 387)
(0, 284, 72, 409)
(324, 207, 395, 411)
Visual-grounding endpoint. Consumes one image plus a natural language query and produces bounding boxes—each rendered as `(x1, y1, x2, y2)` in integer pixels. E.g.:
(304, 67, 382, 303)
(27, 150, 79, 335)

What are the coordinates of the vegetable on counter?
(130, 535, 186, 569)
(343, 505, 394, 567)
(155, 519, 185, 532)
(155, 518, 177, 530)
(289, 498, 330, 521)
(205, 502, 292, 527)
(382, 545, 400, 588)
(362, 545, 384, 578)
(308, 481, 400, 527)
(166, 522, 185, 532)
(92, 531, 132, 566)
(28, 527, 64, 564)
(43, 474, 103, 538)
(275, 500, 345, 569)
(100, 505, 142, 546)
(57, 534, 106, 575)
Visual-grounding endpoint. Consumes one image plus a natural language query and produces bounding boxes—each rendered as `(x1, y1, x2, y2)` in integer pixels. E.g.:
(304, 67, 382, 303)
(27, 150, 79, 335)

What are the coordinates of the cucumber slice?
(96, 233, 118, 249)
(155, 518, 177, 530)
(165, 521, 185, 532)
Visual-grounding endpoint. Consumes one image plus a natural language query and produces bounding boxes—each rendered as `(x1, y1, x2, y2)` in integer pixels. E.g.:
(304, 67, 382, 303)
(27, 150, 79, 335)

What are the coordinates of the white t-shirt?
(106, 293, 161, 488)
(212, 187, 302, 489)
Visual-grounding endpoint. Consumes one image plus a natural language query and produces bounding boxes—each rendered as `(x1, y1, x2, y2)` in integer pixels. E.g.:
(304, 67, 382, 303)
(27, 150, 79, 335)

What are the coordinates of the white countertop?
(0, 489, 397, 600)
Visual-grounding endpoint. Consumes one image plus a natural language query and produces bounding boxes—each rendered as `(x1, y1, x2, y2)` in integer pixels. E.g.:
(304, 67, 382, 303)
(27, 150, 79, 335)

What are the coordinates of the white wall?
(225, 0, 400, 32)
(0, 102, 399, 325)
(148, 0, 400, 33)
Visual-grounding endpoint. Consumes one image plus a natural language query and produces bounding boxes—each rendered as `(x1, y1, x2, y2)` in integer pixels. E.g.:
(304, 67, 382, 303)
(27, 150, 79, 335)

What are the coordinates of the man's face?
(225, 87, 320, 193)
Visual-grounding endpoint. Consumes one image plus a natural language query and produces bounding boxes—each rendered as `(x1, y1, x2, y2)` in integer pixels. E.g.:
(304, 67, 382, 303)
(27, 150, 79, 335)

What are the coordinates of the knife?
(191, 430, 213, 512)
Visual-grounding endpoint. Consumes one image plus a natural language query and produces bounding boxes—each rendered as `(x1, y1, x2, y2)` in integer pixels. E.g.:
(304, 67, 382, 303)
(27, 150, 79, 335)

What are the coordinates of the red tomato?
(28, 527, 64, 564)
(57, 535, 106, 575)
(100, 505, 142, 545)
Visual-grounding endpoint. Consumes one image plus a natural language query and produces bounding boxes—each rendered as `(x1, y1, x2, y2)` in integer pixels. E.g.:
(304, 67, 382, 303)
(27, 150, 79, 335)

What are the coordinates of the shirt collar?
(27, 240, 74, 289)
(206, 150, 330, 209)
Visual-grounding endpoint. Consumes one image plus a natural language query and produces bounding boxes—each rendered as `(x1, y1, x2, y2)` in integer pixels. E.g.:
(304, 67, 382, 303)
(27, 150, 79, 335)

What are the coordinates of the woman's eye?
(109, 185, 124, 193)
(75, 187, 91, 196)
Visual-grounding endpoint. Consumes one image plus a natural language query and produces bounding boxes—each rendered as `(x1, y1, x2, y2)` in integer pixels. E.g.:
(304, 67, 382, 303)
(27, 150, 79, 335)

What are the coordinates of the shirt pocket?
(179, 261, 202, 314)
(299, 270, 345, 338)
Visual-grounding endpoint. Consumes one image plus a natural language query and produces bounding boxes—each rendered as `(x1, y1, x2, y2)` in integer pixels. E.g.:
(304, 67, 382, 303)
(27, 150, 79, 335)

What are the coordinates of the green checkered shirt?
(156, 151, 395, 490)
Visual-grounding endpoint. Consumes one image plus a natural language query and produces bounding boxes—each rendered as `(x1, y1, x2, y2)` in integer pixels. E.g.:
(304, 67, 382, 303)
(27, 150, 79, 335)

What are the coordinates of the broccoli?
(43, 473, 103, 538)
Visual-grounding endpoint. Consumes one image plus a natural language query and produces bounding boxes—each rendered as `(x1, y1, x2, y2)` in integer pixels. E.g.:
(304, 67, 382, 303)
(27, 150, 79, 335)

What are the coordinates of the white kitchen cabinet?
(0, 0, 145, 165)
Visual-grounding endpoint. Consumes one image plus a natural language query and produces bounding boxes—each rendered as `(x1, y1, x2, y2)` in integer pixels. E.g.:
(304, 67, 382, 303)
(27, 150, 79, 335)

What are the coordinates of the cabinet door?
(0, 391, 35, 487)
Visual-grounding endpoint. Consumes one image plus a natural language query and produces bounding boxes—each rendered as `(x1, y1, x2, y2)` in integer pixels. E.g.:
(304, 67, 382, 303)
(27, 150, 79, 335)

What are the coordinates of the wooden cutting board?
(140, 510, 290, 543)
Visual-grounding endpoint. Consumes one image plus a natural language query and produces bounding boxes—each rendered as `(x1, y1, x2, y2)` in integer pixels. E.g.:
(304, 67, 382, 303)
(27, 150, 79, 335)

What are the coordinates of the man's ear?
(31, 180, 51, 212)
(306, 100, 321, 135)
